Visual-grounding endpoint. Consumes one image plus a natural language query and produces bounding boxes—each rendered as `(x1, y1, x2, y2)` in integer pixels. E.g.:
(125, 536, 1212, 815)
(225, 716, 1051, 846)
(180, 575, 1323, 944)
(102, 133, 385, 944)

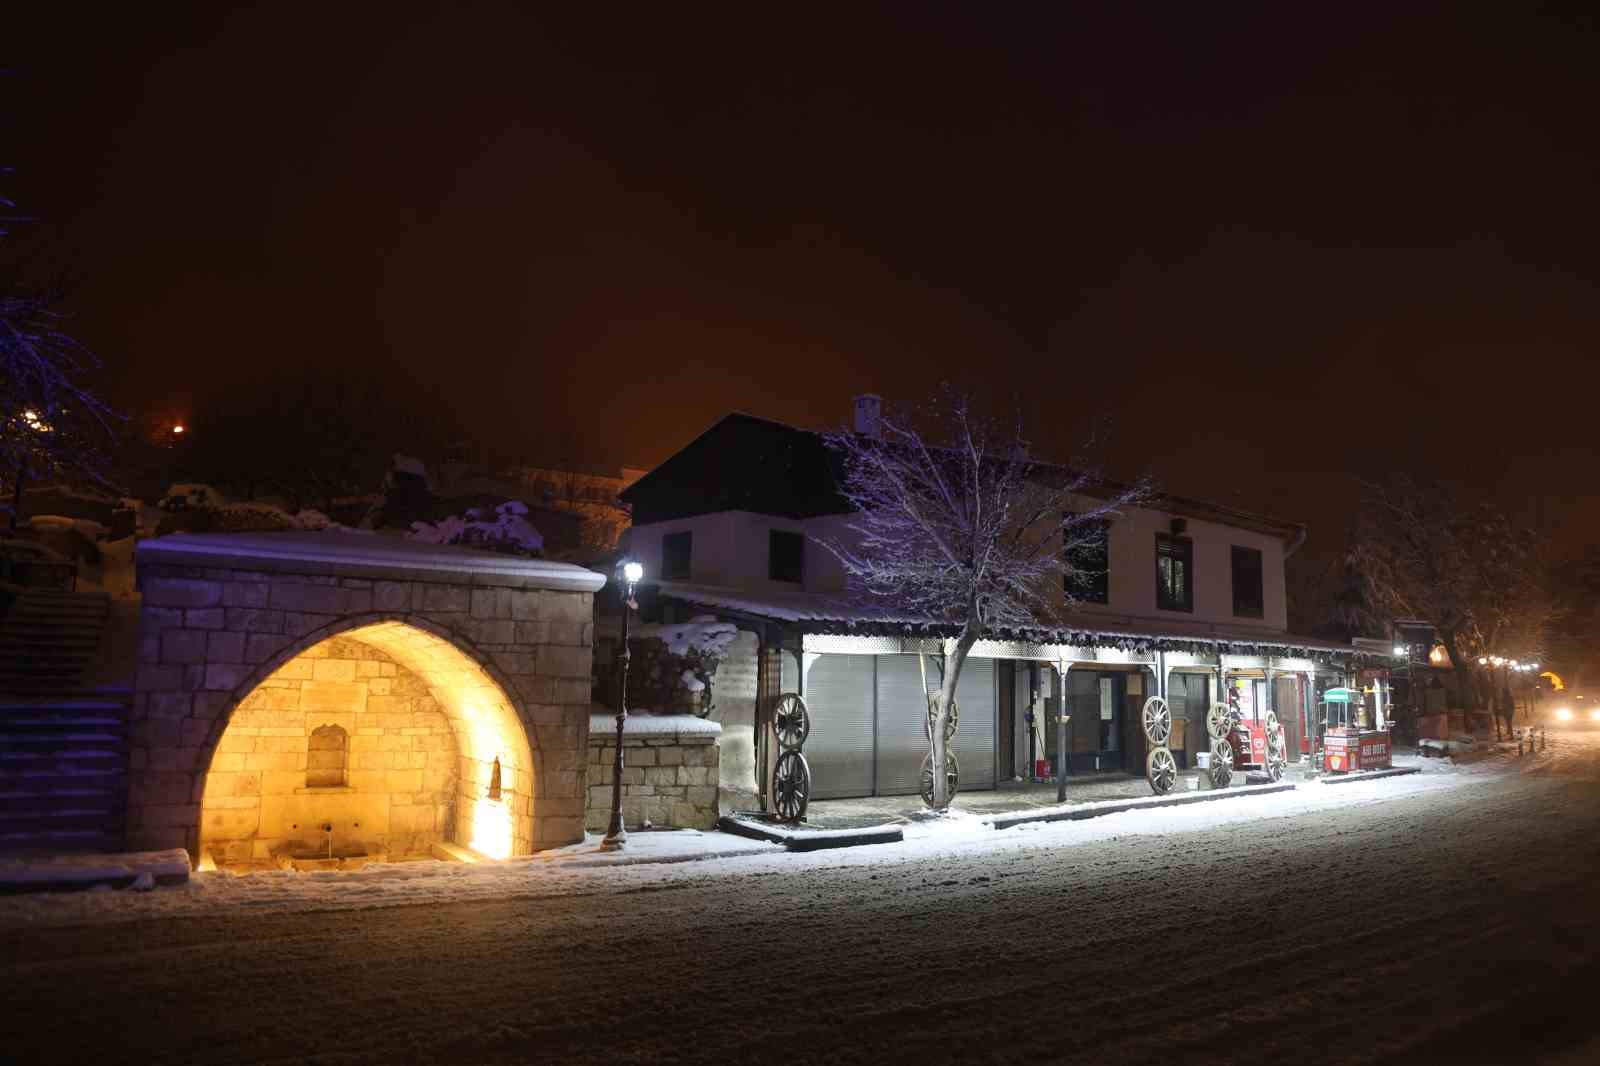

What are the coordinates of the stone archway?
(130, 531, 604, 862)
(199, 619, 540, 867)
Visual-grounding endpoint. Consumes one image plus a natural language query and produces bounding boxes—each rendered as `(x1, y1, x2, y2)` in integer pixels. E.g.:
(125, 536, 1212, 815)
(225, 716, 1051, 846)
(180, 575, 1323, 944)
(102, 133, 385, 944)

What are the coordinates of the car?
(1548, 692, 1600, 728)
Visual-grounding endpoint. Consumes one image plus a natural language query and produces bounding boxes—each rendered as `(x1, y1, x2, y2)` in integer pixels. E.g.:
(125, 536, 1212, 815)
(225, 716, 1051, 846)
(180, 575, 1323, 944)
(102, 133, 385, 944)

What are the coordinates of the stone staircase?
(0, 590, 111, 696)
(0, 591, 131, 854)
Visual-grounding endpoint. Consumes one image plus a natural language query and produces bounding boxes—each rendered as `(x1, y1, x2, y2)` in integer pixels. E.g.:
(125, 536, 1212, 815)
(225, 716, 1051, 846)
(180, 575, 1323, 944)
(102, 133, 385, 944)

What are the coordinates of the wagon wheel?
(1141, 697, 1172, 746)
(1210, 739, 1234, 788)
(1263, 711, 1281, 755)
(1206, 703, 1231, 740)
(1146, 746, 1177, 795)
(772, 693, 810, 752)
(919, 749, 960, 809)
(924, 695, 959, 742)
(772, 751, 812, 822)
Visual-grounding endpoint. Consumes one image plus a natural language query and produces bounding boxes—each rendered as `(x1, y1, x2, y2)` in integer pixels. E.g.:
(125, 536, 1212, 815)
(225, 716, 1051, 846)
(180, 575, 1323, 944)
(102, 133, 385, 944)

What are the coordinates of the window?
(661, 531, 692, 581)
(1155, 534, 1193, 612)
(768, 530, 804, 583)
(1063, 515, 1110, 604)
(306, 724, 348, 788)
(1231, 545, 1264, 618)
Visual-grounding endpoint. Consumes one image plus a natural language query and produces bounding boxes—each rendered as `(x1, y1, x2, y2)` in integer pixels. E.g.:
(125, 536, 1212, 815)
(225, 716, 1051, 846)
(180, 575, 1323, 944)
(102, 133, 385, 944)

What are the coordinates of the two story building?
(619, 400, 1360, 807)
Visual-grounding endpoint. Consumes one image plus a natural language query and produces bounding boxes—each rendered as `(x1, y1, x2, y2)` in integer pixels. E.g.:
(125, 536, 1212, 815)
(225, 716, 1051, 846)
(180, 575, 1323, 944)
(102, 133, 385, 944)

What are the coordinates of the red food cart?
(1319, 687, 1392, 773)
(1221, 681, 1288, 782)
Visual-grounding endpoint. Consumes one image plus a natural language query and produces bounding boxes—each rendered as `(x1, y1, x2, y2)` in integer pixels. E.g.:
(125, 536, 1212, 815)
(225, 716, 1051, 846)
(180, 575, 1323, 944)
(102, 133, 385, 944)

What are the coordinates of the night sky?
(11, 4, 1600, 560)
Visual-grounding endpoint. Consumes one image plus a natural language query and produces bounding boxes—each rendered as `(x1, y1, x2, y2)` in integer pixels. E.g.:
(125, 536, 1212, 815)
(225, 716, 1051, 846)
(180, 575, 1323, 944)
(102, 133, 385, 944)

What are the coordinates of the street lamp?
(601, 558, 645, 851)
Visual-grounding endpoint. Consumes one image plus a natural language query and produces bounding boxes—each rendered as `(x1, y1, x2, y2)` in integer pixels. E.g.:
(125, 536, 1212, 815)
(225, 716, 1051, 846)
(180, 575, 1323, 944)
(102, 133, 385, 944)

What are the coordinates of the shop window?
(1231, 545, 1264, 618)
(768, 530, 804, 583)
(1155, 534, 1193, 612)
(1063, 514, 1110, 604)
(662, 531, 692, 581)
(306, 724, 348, 788)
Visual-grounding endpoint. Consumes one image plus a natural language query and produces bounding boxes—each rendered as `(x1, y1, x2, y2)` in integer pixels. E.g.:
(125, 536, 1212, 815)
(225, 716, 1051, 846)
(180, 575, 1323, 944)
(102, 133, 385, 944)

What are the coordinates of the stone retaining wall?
(586, 714, 720, 831)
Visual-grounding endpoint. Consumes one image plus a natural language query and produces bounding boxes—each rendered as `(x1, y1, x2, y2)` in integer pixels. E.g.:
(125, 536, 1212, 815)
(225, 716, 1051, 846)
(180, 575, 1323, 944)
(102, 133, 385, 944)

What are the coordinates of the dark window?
(768, 530, 804, 583)
(1231, 545, 1264, 618)
(1063, 515, 1110, 604)
(662, 531, 692, 581)
(1155, 534, 1193, 612)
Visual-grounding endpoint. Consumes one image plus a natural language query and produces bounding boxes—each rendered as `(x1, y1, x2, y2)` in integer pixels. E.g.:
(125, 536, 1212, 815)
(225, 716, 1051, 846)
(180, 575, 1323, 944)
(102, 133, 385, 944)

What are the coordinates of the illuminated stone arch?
(129, 531, 603, 863)
(198, 614, 540, 864)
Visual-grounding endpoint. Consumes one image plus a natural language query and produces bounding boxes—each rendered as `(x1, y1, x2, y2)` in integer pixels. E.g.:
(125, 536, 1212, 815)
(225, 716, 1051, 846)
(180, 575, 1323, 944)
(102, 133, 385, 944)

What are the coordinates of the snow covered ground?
(2, 738, 1597, 1064)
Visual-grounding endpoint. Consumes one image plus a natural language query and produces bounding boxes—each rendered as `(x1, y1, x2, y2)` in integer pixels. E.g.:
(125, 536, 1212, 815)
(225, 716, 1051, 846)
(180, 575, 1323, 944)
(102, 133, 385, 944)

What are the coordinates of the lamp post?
(601, 558, 644, 851)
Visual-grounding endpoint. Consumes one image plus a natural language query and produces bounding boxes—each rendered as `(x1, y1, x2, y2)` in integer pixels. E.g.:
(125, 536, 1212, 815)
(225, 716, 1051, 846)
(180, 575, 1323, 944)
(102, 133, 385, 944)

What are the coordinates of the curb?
(717, 815, 904, 851)
(0, 848, 191, 895)
(989, 782, 1298, 831)
(1316, 766, 1421, 785)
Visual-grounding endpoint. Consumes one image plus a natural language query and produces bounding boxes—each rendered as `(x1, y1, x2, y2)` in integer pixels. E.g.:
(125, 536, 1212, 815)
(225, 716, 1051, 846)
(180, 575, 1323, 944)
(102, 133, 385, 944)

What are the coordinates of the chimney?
(853, 394, 882, 439)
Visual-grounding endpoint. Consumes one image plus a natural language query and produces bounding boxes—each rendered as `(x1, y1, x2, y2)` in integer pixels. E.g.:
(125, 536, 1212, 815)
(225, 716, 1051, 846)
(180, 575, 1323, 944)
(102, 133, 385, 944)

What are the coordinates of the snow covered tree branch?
(818, 389, 1149, 808)
(1, 185, 122, 532)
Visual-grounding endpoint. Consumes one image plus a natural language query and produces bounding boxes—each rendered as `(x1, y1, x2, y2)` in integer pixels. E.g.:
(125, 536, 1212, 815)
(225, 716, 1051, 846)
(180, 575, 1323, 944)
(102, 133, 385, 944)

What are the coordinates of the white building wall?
(628, 501, 1291, 633)
(1071, 500, 1289, 631)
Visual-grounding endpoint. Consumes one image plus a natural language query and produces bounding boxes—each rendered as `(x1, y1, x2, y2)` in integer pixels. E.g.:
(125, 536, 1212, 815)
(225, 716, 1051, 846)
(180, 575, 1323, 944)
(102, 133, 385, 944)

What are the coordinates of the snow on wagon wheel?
(772, 693, 811, 752)
(1146, 746, 1178, 795)
(1141, 697, 1172, 746)
(1210, 739, 1234, 788)
(919, 749, 960, 809)
(924, 695, 959, 742)
(772, 750, 812, 822)
(1206, 703, 1232, 741)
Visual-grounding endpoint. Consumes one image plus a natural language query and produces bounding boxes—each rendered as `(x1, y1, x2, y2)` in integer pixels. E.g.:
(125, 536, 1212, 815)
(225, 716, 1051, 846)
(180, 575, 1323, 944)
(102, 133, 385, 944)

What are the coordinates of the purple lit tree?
(820, 391, 1148, 809)
(1, 183, 120, 532)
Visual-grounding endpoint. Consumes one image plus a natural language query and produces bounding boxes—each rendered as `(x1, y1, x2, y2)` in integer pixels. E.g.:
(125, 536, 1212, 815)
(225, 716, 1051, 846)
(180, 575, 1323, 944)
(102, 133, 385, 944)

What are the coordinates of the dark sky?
(11, 4, 1600, 559)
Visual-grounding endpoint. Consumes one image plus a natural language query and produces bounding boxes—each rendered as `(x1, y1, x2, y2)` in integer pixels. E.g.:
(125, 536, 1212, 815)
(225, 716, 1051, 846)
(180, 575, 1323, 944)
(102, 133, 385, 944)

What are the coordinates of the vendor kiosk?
(1319, 686, 1392, 773)
(1223, 679, 1288, 782)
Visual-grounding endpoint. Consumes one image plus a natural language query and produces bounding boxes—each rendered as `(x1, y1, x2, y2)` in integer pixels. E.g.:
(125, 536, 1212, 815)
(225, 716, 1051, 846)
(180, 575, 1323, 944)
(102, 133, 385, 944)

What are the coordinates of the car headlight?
(1556, 707, 1572, 721)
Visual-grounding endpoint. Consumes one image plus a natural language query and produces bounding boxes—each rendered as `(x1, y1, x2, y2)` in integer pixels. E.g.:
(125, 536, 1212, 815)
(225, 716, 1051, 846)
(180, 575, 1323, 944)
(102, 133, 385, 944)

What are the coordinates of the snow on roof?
(653, 580, 1358, 657)
(137, 531, 606, 591)
(589, 711, 722, 737)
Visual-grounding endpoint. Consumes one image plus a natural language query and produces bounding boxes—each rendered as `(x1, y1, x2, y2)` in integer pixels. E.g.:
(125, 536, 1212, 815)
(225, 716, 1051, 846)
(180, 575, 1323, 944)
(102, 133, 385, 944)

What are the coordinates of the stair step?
(0, 831, 130, 856)
(0, 771, 128, 792)
(0, 793, 124, 816)
(0, 812, 128, 835)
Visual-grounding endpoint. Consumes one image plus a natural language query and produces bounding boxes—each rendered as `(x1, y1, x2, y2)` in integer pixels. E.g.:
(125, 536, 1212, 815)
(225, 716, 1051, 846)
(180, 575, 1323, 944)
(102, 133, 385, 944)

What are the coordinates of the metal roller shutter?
(800, 654, 875, 799)
(874, 656, 931, 795)
(953, 658, 996, 789)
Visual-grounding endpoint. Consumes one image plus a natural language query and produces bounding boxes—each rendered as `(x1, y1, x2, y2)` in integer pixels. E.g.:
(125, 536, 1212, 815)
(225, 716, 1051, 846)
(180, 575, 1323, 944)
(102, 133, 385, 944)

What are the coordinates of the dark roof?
(623, 411, 1308, 541)
(620, 413, 849, 526)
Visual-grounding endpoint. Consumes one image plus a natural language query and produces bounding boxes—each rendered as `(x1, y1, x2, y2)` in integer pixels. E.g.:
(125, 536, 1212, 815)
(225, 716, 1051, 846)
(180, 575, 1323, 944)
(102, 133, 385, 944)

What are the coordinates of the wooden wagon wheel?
(1141, 697, 1172, 746)
(1210, 739, 1234, 788)
(772, 751, 812, 822)
(919, 749, 960, 809)
(1146, 746, 1177, 795)
(1263, 711, 1281, 755)
(1206, 703, 1231, 741)
(924, 695, 959, 742)
(772, 693, 810, 752)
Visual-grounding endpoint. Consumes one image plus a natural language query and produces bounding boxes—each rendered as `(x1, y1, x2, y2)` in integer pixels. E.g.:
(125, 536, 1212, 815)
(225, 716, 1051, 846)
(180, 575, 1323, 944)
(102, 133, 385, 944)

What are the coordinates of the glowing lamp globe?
(622, 561, 644, 585)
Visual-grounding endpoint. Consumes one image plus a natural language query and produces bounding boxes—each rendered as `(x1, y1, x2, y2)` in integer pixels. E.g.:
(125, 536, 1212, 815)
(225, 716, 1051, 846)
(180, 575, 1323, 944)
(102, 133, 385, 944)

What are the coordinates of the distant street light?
(172, 424, 185, 435)
(601, 558, 645, 851)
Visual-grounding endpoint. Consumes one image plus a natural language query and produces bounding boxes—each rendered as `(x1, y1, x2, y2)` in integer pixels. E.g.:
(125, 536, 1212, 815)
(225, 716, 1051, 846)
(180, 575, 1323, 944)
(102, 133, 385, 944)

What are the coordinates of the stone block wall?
(709, 630, 759, 812)
(131, 556, 597, 858)
(200, 636, 458, 864)
(586, 716, 720, 831)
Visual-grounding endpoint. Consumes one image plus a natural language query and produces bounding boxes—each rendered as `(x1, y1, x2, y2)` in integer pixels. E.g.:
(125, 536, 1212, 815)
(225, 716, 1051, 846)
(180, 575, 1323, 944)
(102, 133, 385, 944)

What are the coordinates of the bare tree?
(1, 185, 120, 532)
(1353, 475, 1552, 711)
(820, 391, 1148, 809)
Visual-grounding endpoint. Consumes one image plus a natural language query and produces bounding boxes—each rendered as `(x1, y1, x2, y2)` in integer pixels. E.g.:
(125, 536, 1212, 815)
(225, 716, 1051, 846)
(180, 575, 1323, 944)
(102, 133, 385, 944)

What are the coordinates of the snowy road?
(5, 737, 1600, 1065)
